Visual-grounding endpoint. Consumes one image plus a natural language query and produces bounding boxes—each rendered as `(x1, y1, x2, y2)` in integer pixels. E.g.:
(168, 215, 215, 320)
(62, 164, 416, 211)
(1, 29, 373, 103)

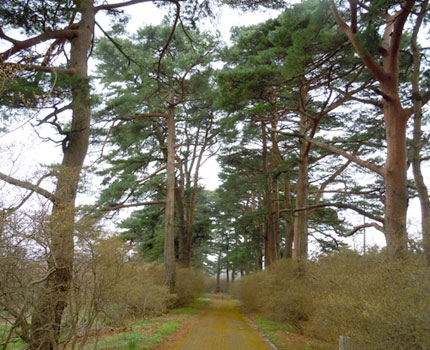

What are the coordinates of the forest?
(1, 0, 430, 349)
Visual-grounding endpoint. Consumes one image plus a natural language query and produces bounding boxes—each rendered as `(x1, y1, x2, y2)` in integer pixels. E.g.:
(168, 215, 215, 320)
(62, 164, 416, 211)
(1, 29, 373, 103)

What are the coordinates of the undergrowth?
(232, 251, 430, 350)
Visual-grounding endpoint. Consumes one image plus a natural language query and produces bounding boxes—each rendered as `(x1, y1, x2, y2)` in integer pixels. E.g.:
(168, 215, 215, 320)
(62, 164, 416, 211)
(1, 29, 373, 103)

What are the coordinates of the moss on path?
(167, 298, 273, 350)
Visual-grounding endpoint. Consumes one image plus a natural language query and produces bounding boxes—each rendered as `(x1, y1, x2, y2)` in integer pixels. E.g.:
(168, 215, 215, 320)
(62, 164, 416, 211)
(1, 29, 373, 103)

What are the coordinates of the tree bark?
(383, 100, 409, 261)
(262, 122, 277, 266)
(410, 0, 430, 264)
(283, 179, 294, 258)
(293, 89, 310, 262)
(164, 91, 176, 293)
(30, 1, 94, 349)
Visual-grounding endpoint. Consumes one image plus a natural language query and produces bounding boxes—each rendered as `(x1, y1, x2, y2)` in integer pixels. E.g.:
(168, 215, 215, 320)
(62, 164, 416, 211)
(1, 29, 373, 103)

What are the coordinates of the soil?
(164, 298, 274, 350)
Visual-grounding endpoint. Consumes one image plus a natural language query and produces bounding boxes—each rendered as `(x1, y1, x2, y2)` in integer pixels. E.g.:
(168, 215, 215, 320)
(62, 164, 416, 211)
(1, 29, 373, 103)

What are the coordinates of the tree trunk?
(215, 249, 222, 293)
(262, 122, 277, 266)
(176, 173, 190, 267)
(330, 0, 416, 261)
(293, 112, 309, 262)
(270, 121, 281, 260)
(410, 0, 430, 264)
(164, 92, 176, 293)
(30, 2, 93, 349)
(382, 99, 409, 261)
(283, 179, 294, 258)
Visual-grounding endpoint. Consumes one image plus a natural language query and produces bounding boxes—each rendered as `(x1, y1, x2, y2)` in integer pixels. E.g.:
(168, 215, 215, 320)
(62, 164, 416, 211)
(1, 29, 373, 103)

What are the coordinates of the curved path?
(167, 298, 274, 350)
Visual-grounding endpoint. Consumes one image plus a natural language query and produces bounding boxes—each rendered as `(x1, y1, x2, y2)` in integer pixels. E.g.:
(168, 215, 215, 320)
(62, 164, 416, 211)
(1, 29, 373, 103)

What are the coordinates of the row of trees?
(1, 0, 430, 349)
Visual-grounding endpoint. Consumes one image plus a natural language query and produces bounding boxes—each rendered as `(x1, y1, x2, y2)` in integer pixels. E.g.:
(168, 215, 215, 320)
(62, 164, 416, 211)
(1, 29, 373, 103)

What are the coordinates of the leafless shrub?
(232, 251, 430, 349)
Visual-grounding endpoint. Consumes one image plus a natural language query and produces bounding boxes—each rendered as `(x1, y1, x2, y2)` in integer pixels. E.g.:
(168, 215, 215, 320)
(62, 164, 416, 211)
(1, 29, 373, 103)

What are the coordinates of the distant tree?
(217, 0, 371, 262)
(94, 22, 220, 288)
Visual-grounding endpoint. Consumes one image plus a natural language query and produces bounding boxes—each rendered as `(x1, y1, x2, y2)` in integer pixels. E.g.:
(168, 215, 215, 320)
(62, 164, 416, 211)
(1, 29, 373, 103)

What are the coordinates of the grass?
(80, 296, 209, 350)
(0, 323, 26, 350)
(254, 318, 294, 347)
(254, 317, 332, 350)
(81, 318, 185, 350)
(169, 296, 210, 315)
(1, 297, 209, 350)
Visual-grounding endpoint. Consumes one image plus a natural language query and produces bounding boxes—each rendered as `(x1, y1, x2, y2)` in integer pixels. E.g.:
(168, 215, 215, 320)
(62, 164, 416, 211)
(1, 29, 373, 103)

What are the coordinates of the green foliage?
(0, 0, 75, 34)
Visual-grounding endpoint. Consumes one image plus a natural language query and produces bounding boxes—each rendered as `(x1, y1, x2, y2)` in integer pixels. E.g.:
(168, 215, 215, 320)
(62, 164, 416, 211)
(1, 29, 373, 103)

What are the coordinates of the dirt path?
(166, 298, 274, 350)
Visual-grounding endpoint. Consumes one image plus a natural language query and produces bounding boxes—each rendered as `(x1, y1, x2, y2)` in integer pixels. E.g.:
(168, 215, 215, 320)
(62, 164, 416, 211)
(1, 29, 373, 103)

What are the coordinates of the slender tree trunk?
(164, 92, 176, 292)
(215, 249, 222, 293)
(176, 166, 189, 267)
(262, 122, 276, 266)
(410, 0, 430, 264)
(270, 121, 281, 260)
(30, 2, 93, 349)
(283, 179, 294, 258)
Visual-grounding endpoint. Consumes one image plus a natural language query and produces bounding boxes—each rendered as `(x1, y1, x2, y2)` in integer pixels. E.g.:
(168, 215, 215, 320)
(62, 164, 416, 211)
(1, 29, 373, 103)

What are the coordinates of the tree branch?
(281, 201, 384, 223)
(102, 200, 165, 212)
(343, 222, 385, 236)
(137, 166, 167, 184)
(329, 0, 388, 83)
(274, 128, 384, 176)
(0, 29, 78, 62)
(0, 63, 76, 75)
(118, 113, 168, 121)
(157, 1, 181, 79)
(0, 172, 56, 203)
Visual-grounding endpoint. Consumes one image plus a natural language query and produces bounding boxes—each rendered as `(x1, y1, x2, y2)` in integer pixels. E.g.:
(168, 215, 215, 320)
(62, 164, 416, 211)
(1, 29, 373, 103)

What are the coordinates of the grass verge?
(81, 297, 209, 350)
(254, 317, 332, 350)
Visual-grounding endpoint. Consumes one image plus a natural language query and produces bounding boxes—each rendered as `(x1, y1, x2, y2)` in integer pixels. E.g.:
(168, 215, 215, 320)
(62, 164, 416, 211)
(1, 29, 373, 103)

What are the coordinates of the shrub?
(232, 252, 430, 349)
(312, 253, 430, 349)
(232, 260, 315, 327)
(175, 267, 210, 306)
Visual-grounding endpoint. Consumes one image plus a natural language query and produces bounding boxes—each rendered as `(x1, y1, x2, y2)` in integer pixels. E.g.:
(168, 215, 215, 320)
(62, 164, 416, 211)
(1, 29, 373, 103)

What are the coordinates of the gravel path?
(167, 298, 273, 350)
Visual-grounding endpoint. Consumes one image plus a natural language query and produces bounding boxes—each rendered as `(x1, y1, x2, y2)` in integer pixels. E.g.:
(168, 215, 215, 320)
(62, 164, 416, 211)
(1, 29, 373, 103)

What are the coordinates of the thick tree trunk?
(30, 2, 93, 349)
(293, 112, 309, 262)
(330, 0, 416, 262)
(164, 94, 176, 293)
(383, 100, 409, 261)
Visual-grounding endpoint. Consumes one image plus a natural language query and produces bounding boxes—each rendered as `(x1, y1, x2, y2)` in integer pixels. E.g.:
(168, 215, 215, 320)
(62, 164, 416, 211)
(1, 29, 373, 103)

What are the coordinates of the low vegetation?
(232, 250, 430, 350)
(0, 234, 210, 350)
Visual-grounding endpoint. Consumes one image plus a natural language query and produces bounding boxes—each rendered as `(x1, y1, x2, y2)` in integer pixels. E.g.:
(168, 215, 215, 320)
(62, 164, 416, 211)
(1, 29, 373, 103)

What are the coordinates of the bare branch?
(95, 21, 138, 67)
(94, 0, 161, 11)
(281, 201, 384, 223)
(343, 222, 385, 236)
(137, 166, 167, 184)
(0, 172, 57, 204)
(0, 29, 78, 62)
